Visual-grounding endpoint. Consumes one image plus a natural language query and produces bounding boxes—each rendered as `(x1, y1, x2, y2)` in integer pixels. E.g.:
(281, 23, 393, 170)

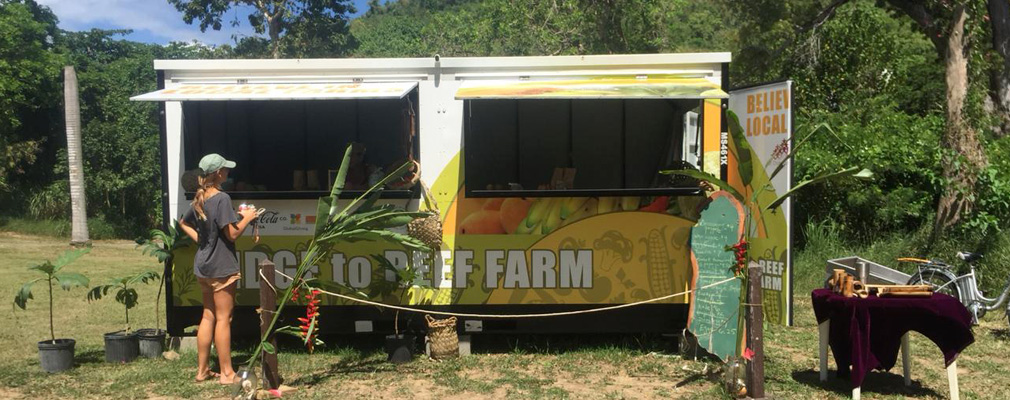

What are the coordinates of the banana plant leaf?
(766, 167, 873, 211)
(726, 111, 753, 187)
(330, 160, 415, 224)
(314, 196, 333, 237)
(328, 145, 355, 207)
(659, 169, 745, 203)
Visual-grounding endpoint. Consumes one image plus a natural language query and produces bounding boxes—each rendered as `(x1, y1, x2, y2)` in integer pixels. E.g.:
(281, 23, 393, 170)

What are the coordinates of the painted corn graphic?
(642, 227, 675, 298)
(763, 289, 780, 324)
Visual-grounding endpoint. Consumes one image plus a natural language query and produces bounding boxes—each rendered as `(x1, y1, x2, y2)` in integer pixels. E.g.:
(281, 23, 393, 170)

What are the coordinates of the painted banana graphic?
(541, 199, 564, 234)
(560, 198, 598, 226)
(620, 196, 641, 211)
(515, 217, 543, 234)
(559, 197, 589, 220)
(597, 197, 619, 214)
(524, 198, 554, 228)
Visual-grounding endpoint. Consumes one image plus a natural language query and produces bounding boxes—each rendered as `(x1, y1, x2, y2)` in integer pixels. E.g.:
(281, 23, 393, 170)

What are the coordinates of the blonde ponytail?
(191, 174, 216, 220)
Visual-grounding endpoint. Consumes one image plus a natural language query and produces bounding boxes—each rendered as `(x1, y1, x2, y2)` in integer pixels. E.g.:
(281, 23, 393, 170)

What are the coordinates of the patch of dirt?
(0, 387, 21, 400)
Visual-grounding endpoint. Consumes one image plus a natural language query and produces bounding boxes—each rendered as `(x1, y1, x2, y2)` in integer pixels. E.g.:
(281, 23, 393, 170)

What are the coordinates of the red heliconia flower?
(299, 289, 321, 353)
(728, 238, 749, 276)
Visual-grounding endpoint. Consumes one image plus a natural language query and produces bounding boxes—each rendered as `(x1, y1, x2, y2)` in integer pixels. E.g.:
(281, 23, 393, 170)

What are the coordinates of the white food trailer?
(132, 53, 793, 339)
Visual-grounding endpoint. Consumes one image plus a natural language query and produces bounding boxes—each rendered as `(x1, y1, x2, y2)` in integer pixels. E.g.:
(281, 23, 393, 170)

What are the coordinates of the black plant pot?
(384, 334, 416, 364)
(104, 331, 139, 363)
(136, 328, 166, 358)
(38, 338, 75, 373)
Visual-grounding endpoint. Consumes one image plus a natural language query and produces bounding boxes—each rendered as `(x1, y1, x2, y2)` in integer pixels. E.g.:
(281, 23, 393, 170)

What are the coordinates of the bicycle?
(902, 252, 1010, 327)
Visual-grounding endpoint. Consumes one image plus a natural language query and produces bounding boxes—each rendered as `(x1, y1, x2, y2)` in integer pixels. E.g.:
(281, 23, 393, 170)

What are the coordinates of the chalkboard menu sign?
(689, 192, 743, 360)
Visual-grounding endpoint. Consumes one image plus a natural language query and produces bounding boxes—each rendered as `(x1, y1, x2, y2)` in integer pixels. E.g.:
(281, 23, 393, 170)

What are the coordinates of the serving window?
(463, 98, 705, 198)
(180, 91, 419, 200)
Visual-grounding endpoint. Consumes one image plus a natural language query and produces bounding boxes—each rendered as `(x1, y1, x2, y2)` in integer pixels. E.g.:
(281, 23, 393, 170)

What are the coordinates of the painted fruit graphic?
(560, 198, 598, 227)
(458, 210, 506, 234)
(499, 198, 533, 234)
(482, 198, 505, 211)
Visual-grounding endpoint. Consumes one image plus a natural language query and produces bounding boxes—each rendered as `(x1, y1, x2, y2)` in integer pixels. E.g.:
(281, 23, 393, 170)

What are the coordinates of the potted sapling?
(134, 220, 190, 358)
(13, 248, 91, 373)
(87, 270, 160, 363)
(372, 256, 425, 363)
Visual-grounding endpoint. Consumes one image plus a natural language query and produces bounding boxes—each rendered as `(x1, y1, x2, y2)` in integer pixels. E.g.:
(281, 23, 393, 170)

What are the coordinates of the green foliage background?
(0, 0, 1009, 290)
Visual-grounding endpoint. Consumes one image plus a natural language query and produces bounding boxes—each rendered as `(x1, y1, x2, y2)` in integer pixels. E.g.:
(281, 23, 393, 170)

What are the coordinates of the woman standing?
(179, 154, 258, 384)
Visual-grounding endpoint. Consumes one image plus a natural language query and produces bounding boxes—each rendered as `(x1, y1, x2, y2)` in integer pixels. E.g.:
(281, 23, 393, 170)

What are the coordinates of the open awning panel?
(455, 77, 728, 100)
(131, 81, 418, 101)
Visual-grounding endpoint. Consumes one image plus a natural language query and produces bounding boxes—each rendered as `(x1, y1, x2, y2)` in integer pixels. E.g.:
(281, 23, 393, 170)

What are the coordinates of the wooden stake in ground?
(746, 261, 765, 398)
(259, 260, 281, 389)
(64, 66, 89, 247)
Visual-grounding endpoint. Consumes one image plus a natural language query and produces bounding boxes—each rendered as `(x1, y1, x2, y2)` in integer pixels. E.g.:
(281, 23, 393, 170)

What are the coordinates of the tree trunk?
(270, 19, 281, 59)
(988, 0, 1010, 138)
(64, 66, 89, 247)
(934, 5, 989, 239)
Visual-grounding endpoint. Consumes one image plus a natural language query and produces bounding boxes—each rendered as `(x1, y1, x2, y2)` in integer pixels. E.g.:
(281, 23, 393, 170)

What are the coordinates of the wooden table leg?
(947, 360, 960, 400)
(901, 333, 911, 386)
(852, 386, 861, 399)
(819, 320, 830, 382)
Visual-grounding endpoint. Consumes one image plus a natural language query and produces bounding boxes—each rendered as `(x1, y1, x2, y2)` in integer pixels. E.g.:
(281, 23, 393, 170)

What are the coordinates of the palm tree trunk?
(64, 66, 89, 246)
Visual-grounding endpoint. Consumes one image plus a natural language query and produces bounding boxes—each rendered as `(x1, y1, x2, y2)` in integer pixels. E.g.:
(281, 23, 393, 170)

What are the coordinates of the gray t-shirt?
(182, 192, 240, 279)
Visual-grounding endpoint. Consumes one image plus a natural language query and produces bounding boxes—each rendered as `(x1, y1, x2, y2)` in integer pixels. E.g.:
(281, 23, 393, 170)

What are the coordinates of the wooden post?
(259, 260, 282, 389)
(746, 261, 765, 398)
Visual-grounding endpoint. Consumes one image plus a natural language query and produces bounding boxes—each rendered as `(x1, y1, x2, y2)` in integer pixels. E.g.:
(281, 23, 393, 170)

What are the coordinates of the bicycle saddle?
(957, 251, 982, 263)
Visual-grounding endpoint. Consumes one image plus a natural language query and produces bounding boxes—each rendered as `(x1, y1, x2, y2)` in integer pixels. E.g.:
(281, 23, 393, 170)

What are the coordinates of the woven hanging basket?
(407, 180, 442, 251)
(425, 314, 459, 360)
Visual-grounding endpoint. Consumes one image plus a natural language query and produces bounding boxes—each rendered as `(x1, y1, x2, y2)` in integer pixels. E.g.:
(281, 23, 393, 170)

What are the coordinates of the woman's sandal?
(195, 370, 219, 383)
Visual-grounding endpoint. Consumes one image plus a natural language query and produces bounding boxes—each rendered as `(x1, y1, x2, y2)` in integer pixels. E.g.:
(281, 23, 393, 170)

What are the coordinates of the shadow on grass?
(672, 365, 723, 389)
(230, 331, 681, 357)
(470, 333, 680, 355)
(286, 356, 394, 386)
(989, 328, 1010, 340)
(791, 368, 942, 398)
(75, 349, 105, 365)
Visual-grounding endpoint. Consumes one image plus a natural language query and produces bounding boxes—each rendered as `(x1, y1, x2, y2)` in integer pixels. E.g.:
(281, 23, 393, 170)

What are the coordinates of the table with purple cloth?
(811, 288, 974, 391)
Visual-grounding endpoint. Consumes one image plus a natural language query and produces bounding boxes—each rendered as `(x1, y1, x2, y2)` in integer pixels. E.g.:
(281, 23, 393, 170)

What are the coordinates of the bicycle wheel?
(908, 270, 961, 301)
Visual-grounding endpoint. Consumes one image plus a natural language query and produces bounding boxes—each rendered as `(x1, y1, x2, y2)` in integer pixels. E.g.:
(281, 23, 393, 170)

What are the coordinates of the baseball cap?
(198, 153, 236, 175)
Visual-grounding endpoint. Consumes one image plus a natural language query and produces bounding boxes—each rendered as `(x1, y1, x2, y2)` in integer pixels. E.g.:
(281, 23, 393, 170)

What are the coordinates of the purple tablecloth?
(811, 288, 974, 388)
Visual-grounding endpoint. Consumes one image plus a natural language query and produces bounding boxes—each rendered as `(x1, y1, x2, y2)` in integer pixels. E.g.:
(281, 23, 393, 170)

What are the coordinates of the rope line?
(258, 269, 279, 295)
(262, 268, 738, 319)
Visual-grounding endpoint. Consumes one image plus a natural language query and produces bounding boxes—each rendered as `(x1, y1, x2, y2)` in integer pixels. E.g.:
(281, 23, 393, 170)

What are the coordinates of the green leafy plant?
(248, 143, 434, 370)
(13, 248, 92, 343)
(135, 219, 191, 331)
(86, 271, 160, 333)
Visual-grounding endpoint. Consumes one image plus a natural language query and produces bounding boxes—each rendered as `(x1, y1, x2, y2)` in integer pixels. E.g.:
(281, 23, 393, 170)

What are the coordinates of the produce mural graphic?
(170, 151, 709, 309)
(168, 88, 793, 329)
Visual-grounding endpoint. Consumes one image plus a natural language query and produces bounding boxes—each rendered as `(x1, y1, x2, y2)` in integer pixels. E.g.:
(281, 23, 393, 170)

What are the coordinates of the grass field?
(0, 230, 1007, 399)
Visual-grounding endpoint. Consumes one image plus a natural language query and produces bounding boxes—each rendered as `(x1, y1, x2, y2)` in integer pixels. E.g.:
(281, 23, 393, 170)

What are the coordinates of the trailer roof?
(151, 53, 732, 72)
